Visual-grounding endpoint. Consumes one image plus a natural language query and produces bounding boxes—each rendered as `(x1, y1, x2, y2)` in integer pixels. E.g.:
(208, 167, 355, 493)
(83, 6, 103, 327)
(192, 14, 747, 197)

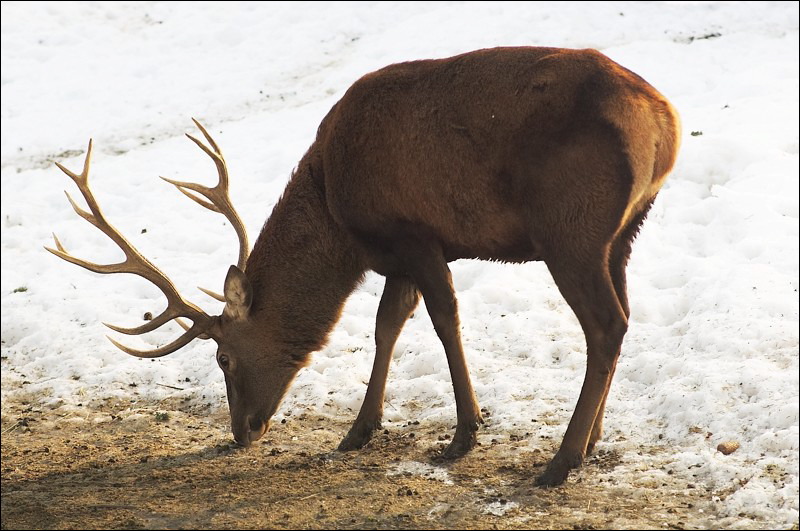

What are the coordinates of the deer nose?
(233, 417, 269, 447)
(249, 417, 269, 441)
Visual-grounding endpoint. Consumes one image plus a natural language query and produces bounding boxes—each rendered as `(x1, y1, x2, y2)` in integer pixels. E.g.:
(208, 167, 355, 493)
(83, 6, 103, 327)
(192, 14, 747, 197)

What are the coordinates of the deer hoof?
(338, 420, 380, 451)
(440, 420, 480, 459)
(585, 440, 598, 456)
(536, 450, 583, 487)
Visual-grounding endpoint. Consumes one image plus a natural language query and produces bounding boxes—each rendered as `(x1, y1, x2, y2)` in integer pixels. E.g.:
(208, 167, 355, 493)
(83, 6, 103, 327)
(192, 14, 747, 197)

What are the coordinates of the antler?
(45, 139, 215, 358)
(161, 119, 249, 304)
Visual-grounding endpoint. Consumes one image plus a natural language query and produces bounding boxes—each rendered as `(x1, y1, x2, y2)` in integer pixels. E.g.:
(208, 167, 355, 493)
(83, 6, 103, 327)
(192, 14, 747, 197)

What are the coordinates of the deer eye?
(217, 353, 230, 370)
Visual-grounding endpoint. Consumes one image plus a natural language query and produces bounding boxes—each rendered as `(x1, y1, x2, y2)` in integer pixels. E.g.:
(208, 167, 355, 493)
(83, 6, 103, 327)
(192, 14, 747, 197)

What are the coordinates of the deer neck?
(245, 156, 366, 356)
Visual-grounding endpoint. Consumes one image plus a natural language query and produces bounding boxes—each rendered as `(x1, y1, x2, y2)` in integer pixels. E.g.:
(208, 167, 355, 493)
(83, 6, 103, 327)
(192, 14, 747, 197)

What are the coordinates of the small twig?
(298, 493, 319, 501)
(156, 383, 184, 391)
(86, 504, 138, 510)
(1, 422, 20, 435)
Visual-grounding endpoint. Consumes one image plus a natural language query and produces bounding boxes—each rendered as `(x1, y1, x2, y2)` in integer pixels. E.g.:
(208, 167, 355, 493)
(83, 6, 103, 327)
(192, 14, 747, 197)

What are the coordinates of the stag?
(48, 47, 680, 486)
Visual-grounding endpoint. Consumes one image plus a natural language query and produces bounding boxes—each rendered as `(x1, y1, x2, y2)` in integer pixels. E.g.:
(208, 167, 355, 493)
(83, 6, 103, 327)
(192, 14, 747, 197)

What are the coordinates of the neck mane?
(244, 150, 366, 359)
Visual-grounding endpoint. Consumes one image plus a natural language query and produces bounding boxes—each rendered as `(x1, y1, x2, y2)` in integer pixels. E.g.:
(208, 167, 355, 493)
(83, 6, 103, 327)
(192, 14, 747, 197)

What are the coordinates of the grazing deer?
(48, 47, 680, 486)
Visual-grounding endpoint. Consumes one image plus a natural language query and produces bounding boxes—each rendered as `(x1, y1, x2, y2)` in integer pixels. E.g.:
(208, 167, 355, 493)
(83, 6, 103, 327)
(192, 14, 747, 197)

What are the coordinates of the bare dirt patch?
(0, 398, 763, 529)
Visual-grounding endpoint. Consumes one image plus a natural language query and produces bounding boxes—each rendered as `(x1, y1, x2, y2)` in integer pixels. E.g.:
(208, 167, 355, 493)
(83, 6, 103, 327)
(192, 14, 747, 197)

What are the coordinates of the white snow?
(1, 1, 797, 527)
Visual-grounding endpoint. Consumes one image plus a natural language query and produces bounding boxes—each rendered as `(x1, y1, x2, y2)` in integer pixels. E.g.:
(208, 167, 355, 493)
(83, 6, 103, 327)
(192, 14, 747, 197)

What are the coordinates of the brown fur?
(58, 47, 680, 486)
(219, 47, 680, 486)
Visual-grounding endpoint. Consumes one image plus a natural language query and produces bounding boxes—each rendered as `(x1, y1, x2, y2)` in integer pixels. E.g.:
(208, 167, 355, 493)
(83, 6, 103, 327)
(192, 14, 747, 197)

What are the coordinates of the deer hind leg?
(585, 237, 627, 456)
(586, 362, 617, 457)
(396, 238, 483, 458)
(587, 201, 654, 455)
(339, 275, 420, 451)
(537, 249, 628, 486)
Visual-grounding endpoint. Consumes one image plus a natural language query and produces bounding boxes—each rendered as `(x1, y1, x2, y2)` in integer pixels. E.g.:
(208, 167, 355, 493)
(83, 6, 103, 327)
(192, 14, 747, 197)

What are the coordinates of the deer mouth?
(233, 416, 269, 447)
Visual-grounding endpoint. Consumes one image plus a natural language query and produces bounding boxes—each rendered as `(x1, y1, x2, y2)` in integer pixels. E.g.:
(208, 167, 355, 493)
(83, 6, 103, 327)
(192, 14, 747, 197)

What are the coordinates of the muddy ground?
(0, 396, 785, 530)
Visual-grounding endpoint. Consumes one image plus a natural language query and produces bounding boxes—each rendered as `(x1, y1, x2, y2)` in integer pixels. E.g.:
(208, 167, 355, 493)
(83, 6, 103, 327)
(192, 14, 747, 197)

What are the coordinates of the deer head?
(47, 120, 289, 446)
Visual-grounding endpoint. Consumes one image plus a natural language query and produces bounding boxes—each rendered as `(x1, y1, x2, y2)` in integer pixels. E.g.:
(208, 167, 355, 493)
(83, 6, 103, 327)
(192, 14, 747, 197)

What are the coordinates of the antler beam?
(46, 139, 215, 357)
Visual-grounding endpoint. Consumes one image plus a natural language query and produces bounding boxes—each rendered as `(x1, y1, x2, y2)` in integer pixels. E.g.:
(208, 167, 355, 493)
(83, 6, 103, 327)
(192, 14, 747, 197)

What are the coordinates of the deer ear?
(223, 265, 252, 320)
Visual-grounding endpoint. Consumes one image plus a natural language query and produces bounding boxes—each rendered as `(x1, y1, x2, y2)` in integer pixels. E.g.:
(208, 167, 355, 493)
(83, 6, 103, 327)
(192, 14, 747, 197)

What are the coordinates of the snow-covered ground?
(2, 1, 797, 527)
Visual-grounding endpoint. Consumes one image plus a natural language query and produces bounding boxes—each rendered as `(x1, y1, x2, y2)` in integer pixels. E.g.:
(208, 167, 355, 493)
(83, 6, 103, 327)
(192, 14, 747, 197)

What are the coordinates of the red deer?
(48, 47, 680, 486)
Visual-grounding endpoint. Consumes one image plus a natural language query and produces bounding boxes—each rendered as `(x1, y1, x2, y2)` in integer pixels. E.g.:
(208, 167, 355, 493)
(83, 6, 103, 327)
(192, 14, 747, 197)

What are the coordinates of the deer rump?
(317, 47, 676, 269)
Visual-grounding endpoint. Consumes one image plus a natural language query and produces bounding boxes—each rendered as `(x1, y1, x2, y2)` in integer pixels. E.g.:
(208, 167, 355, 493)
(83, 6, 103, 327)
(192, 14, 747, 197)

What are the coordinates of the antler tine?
(48, 140, 215, 357)
(103, 304, 181, 335)
(160, 119, 249, 271)
(191, 117, 222, 155)
(198, 286, 226, 302)
(160, 177, 221, 213)
(54, 138, 93, 183)
(50, 233, 66, 252)
(107, 320, 208, 358)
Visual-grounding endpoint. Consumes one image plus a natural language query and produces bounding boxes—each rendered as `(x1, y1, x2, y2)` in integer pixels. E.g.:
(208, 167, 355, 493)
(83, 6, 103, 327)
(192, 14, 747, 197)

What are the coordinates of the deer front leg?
(399, 240, 483, 459)
(338, 276, 419, 451)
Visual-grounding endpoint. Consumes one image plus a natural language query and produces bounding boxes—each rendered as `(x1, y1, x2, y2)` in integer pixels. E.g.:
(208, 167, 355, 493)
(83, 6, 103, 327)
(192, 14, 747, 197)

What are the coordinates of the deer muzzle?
(233, 416, 269, 447)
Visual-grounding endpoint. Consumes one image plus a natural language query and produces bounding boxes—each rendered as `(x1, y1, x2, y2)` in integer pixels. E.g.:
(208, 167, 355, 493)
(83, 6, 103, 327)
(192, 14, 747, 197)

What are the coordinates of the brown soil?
(0, 397, 774, 530)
